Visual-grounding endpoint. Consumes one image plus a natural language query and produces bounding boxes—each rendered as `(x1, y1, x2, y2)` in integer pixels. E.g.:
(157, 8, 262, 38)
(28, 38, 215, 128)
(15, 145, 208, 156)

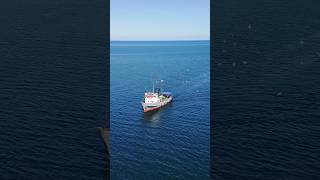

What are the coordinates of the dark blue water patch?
(0, 0, 108, 179)
(212, 0, 320, 179)
(111, 41, 210, 179)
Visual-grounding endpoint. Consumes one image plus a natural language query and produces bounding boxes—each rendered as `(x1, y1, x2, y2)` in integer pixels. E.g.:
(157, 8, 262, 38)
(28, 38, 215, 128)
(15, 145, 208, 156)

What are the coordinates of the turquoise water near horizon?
(110, 40, 210, 179)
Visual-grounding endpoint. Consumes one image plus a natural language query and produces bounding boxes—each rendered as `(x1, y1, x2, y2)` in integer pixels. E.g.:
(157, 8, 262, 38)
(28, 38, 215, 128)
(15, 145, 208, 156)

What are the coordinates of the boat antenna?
(161, 79, 164, 92)
(152, 80, 154, 93)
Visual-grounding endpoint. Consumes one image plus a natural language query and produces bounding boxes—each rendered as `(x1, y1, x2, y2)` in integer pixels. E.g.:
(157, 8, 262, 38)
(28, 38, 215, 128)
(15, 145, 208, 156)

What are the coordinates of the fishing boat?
(141, 80, 173, 113)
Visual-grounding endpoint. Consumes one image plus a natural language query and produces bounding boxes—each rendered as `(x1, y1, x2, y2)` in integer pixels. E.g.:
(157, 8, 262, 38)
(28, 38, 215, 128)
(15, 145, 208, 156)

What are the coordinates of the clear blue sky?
(111, 0, 210, 41)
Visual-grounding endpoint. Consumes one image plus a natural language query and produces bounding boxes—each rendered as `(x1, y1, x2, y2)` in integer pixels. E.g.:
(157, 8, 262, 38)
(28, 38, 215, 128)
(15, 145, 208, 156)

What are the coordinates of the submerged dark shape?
(98, 127, 109, 180)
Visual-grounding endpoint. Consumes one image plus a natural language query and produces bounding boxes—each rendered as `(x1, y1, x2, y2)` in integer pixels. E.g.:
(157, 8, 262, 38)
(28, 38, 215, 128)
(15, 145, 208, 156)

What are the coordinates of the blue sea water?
(0, 0, 107, 179)
(110, 41, 210, 179)
(212, 0, 320, 179)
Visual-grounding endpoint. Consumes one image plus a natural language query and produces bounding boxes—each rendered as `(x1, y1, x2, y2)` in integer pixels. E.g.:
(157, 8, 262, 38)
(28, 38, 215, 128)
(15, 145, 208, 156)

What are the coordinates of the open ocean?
(212, 0, 320, 179)
(2, 0, 320, 179)
(110, 41, 210, 179)
(0, 0, 107, 179)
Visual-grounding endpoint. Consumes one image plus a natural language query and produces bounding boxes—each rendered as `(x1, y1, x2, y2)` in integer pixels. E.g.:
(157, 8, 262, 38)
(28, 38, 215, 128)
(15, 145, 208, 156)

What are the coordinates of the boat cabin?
(144, 92, 160, 103)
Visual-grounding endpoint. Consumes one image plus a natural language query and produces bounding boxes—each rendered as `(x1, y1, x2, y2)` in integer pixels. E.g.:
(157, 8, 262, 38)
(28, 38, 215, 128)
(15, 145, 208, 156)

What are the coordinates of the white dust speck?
(276, 92, 282, 96)
(248, 24, 252, 30)
(300, 40, 304, 45)
(232, 62, 236, 67)
(243, 61, 248, 65)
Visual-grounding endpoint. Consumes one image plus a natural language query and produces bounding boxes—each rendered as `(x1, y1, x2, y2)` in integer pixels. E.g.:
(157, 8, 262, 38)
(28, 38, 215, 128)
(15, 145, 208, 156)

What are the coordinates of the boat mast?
(152, 80, 154, 93)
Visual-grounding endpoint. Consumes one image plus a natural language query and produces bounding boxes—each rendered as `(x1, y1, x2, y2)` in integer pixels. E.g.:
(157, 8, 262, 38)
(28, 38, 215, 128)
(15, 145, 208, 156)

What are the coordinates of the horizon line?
(110, 39, 210, 42)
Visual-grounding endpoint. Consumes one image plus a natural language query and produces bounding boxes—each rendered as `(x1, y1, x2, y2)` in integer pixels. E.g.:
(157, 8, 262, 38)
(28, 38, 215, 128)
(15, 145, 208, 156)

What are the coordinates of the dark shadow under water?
(98, 127, 109, 180)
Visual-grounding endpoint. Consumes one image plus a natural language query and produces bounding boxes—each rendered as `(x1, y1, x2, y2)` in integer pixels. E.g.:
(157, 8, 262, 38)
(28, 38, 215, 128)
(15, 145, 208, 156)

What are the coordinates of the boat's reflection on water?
(142, 109, 164, 127)
(142, 104, 171, 127)
(142, 102, 173, 127)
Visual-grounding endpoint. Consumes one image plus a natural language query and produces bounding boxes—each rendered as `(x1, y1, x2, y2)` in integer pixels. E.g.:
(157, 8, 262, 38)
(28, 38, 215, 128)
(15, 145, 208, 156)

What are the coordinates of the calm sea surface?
(110, 41, 210, 179)
(212, 0, 320, 179)
(0, 0, 107, 179)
